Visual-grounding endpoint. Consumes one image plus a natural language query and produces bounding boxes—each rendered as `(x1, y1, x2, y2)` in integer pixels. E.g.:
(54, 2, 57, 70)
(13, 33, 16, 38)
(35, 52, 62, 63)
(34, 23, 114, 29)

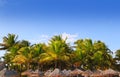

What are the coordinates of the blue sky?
(0, 0, 120, 57)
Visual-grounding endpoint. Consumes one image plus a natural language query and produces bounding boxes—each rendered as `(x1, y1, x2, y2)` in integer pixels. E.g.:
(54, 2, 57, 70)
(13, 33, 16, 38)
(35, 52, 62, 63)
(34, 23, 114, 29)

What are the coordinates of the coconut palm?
(0, 33, 18, 50)
(39, 35, 72, 69)
(30, 43, 47, 70)
(74, 39, 113, 70)
(74, 39, 93, 69)
(19, 40, 31, 47)
(93, 41, 113, 70)
(16, 46, 33, 70)
(3, 44, 20, 70)
(3, 40, 30, 70)
(115, 49, 120, 61)
(0, 34, 19, 70)
(114, 49, 120, 71)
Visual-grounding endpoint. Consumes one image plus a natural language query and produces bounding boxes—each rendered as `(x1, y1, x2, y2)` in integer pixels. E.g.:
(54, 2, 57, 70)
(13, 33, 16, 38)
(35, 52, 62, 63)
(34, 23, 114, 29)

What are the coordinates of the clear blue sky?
(0, 0, 120, 57)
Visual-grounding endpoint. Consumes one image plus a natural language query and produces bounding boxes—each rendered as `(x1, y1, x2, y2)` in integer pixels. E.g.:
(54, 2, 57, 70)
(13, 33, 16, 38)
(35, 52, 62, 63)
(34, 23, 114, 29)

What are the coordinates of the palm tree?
(115, 49, 120, 61)
(4, 44, 20, 69)
(19, 40, 31, 47)
(31, 43, 47, 70)
(113, 49, 120, 71)
(39, 35, 72, 70)
(73, 39, 94, 70)
(3, 39, 31, 69)
(0, 33, 18, 50)
(93, 40, 113, 70)
(74, 39, 113, 70)
(17, 47, 33, 70)
(0, 34, 19, 70)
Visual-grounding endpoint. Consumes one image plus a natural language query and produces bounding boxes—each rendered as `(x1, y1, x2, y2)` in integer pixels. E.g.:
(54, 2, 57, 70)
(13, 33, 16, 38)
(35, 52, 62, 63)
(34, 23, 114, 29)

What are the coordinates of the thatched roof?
(44, 69, 52, 76)
(62, 69, 71, 76)
(82, 70, 93, 77)
(70, 68, 83, 75)
(90, 70, 103, 77)
(48, 68, 61, 77)
(21, 69, 32, 76)
(103, 68, 119, 75)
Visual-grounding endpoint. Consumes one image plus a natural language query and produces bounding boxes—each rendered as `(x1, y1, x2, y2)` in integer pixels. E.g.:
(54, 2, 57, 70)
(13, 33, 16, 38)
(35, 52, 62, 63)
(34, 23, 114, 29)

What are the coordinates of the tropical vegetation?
(0, 33, 120, 73)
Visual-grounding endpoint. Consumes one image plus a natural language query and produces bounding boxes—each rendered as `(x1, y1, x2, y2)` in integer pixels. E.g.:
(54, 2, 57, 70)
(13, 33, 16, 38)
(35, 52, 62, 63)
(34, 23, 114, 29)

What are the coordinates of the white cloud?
(29, 34, 50, 44)
(40, 34, 49, 38)
(62, 32, 78, 43)
(28, 33, 78, 45)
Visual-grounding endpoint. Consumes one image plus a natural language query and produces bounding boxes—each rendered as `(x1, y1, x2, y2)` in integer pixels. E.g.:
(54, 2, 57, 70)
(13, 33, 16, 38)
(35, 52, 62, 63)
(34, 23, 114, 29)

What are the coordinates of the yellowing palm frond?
(12, 55, 27, 64)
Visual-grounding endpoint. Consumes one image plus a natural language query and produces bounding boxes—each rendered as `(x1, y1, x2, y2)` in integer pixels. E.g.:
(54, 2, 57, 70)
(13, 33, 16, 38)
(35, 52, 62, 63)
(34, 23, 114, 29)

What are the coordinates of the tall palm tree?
(93, 41, 113, 70)
(74, 39, 94, 70)
(74, 39, 113, 70)
(39, 35, 72, 69)
(115, 49, 120, 60)
(0, 33, 18, 50)
(19, 40, 31, 47)
(113, 49, 120, 71)
(31, 43, 47, 70)
(3, 40, 30, 71)
(0, 34, 19, 70)
(19, 47, 33, 70)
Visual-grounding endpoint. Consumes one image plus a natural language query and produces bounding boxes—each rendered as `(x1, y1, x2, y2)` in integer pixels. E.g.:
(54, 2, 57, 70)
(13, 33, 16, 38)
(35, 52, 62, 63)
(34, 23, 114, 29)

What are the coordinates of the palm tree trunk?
(38, 62, 39, 70)
(27, 63, 30, 70)
(55, 60, 57, 68)
(20, 64, 22, 77)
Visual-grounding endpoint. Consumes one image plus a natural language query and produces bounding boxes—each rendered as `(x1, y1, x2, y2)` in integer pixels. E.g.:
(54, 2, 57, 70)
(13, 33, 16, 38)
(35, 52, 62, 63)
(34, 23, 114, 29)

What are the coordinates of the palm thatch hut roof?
(21, 69, 32, 76)
(44, 69, 52, 77)
(48, 68, 63, 77)
(62, 69, 71, 76)
(90, 70, 103, 77)
(82, 70, 93, 77)
(103, 68, 119, 75)
(70, 68, 83, 76)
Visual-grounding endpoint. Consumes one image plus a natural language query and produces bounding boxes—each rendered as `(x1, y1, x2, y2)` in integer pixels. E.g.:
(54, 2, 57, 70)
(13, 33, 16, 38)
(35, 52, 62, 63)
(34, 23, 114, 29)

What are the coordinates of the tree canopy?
(0, 33, 120, 72)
